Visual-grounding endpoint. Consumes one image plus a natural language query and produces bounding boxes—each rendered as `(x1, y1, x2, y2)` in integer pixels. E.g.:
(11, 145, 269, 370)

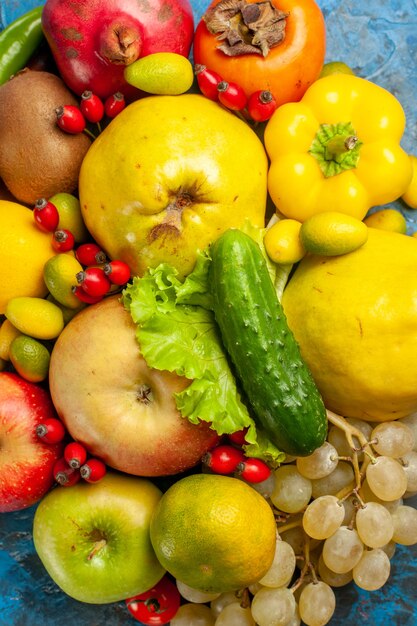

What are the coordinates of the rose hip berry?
(72, 286, 104, 304)
(52, 229, 75, 252)
(237, 457, 271, 483)
(55, 105, 86, 134)
(53, 457, 81, 487)
(103, 260, 131, 285)
(36, 418, 66, 444)
(194, 64, 223, 101)
(64, 441, 88, 469)
(75, 242, 107, 266)
(80, 458, 107, 483)
(202, 444, 245, 475)
(228, 427, 249, 446)
(76, 267, 111, 297)
(33, 198, 59, 232)
(247, 90, 277, 122)
(217, 81, 247, 111)
(80, 91, 104, 124)
(104, 92, 126, 118)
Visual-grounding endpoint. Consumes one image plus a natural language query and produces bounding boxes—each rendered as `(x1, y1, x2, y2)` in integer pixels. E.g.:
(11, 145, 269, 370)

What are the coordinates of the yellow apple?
(49, 296, 219, 476)
(78, 94, 268, 278)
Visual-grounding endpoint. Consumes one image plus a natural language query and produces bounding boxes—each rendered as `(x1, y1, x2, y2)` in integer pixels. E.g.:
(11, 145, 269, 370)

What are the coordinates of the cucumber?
(209, 228, 327, 457)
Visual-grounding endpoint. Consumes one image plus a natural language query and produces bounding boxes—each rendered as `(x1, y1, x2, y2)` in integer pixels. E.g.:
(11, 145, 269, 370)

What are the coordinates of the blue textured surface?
(1, 0, 417, 624)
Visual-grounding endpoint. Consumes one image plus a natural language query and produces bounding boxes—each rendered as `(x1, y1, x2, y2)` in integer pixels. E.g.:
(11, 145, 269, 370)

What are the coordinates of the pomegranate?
(41, 0, 195, 100)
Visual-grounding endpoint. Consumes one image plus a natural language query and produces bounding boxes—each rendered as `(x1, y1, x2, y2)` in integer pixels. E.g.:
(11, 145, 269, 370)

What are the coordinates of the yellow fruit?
(124, 52, 194, 95)
(319, 61, 355, 78)
(150, 474, 276, 593)
(43, 253, 84, 309)
(49, 192, 89, 243)
(364, 208, 407, 234)
(9, 335, 50, 382)
(5, 296, 64, 340)
(401, 155, 417, 209)
(300, 211, 369, 256)
(264, 218, 306, 264)
(46, 294, 84, 325)
(0, 200, 56, 313)
(282, 228, 417, 421)
(0, 319, 21, 360)
(79, 94, 267, 278)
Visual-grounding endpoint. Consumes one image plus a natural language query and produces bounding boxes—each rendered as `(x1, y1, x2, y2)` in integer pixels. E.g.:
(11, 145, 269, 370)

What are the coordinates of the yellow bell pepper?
(264, 73, 413, 221)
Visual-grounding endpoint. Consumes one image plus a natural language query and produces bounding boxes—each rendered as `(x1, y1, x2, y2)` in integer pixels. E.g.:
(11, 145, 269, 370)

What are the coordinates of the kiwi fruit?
(0, 69, 91, 205)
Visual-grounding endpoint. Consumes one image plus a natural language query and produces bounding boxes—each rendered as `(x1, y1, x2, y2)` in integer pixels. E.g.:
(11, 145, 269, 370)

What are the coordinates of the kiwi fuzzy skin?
(0, 69, 91, 205)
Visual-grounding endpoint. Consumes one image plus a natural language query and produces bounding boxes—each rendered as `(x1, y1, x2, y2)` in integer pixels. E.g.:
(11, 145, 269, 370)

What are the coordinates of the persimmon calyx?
(203, 0, 289, 57)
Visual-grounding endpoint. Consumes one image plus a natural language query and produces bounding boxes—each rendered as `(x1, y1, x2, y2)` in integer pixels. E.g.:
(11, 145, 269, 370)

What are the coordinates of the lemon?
(0, 200, 56, 314)
(5, 297, 64, 340)
(319, 61, 355, 77)
(0, 319, 21, 360)
(124, 52, 194, 95)
(364, 208, 407, 234)
(150, 474, 276, 593)
(264, 218, 306, 264)
(402, 155, 417, 209)
(282, 228, 417, 421)
(49, 193, 89, 243)
(44, 253, 85, 309)
(9, 335, 50, 382)
(300, 211, 368, 256)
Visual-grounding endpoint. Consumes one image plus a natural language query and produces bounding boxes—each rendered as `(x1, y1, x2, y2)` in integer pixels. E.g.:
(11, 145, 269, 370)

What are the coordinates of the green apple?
(32, 472, 165, 603)
(78, 93, 268, 278)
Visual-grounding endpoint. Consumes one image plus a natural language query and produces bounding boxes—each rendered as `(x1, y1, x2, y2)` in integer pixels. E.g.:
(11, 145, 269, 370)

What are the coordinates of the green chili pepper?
(0, 6, 44, 86)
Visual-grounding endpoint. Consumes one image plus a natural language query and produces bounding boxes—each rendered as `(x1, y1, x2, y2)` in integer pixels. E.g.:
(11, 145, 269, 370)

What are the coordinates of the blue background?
(1, 0, 417, 624)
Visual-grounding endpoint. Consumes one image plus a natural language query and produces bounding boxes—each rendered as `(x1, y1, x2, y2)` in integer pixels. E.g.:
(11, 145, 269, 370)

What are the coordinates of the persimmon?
(193, 0, 326, 106)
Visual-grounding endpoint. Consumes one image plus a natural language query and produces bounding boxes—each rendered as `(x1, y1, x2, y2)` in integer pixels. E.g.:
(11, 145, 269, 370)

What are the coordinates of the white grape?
(176, 580, 220, 603)
(296, 442, 338, 480)
(400, 412, 417, 451)
(259, 538, 296, 588)
(298, 581, 336, 626)
(371, 421, 414, 457)
(365, 456, 408, 501)
(381, 540, 397, 559)
(214, 603, 255, 625)
(317, 554, 353, 587)
(251, 587, 296, 626)
(399, 451, 417, 492)
(352, 548, 391, 591)
(391, 505, 417, 545)
(210, 592, 240, 618)
(355, 501, 394, 548)
(302, 495, 345, 540)
(271, 465, 312, 513)
(171, 603, 216, 625)
(341, 495, 356, 525)
(322, 526, 364, 573)
(311, 462, 354, 499)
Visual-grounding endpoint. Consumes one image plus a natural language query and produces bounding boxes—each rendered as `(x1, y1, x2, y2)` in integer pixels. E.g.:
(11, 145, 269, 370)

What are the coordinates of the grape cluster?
(169, 410, 417, 625)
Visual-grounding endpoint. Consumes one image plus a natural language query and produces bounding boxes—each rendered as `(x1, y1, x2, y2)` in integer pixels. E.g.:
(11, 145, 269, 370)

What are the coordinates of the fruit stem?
(87, 538, 107, 560)
(83, 128, 97, 140)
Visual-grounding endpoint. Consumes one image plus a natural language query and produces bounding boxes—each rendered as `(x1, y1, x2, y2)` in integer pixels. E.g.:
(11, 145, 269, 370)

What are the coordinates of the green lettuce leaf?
(122, 252, 284, 465)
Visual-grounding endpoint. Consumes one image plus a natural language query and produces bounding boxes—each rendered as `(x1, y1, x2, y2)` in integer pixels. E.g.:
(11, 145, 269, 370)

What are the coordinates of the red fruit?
(104, 92, 126, 118)
(41, 0, 195, 99)
(202, 444, 245, 475)
(33, 198, 59, 232)
(55, 104, 86, 134)
(217, 81, 247, 111)
(80, 458, 107, 483)
(247, 90, 278, 122)
(80, 90, 105, 123)
(36, 417, 66, 444)
(103, 260, 131, 285)
(126, 575, 181, 625)
(52, 229, 75, 252)
(228, 427, 249, 446)
(72, 286, 104, 304)
(237, 458, 271, 484)
(194, 64, 222, 101)
(0, 372, 64, 513)
(76, 267, 111, 297)
(53, 457, 81, 486)
(75, 242, 107, 266)
(64, 441, 88, 469)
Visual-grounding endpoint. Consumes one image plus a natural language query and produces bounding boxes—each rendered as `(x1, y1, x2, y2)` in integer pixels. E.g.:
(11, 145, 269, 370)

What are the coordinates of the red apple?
(49, 296, 219, 476)
(0, 372, 64, 513)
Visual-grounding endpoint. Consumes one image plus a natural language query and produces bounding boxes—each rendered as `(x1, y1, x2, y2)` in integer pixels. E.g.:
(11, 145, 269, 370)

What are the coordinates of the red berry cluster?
(202, 428, 271, 484)
(194, 64, 278, 123)
(36, 418, 107, 486)
(55, 90, 126, 137)
(33, 198, 75, 252)
(74, 244, 131, 304)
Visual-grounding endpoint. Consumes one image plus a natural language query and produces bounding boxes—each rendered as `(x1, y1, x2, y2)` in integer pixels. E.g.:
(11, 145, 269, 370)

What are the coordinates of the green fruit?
(44, 253, 84, 309)
(49, 192, 89, 243)
(319, 61, 355, 78)
(10, 335, 50, 382)
(124, 52, 194, 95)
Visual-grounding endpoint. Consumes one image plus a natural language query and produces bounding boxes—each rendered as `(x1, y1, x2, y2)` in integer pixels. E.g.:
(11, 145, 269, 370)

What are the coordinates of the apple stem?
(87, 538, 107, 560)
